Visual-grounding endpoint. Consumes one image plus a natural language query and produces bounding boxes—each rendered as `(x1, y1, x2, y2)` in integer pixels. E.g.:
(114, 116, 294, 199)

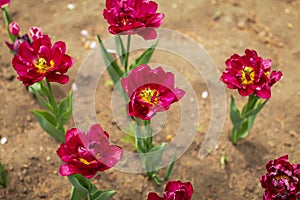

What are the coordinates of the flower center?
(241, 66, 255, 85)
(139, 87, 159, 105)
(79, 157, 93, 165)
(35, 58, 55, 74)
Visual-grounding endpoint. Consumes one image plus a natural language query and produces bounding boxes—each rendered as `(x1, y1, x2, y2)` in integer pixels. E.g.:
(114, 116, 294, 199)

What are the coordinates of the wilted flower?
(9, 21, 20, 36)
(121, 64, 185, 120)
(103, 0, 164, 40)
(0, 0, 10, 8)
(12, 34, 74, 86)
(260, 155, 300, 200)
(148, 180, 193, 200)
(220, 49, 282, 99)
(5, 34, 30, 53)
(56, 124, 123, 178)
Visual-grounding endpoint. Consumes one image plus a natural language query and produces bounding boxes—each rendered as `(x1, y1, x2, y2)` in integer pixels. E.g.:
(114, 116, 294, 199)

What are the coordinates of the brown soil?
(0, 0, 300, 199)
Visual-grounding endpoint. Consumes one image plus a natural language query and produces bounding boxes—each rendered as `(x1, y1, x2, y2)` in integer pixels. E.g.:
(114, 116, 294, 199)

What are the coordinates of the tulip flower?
(260, 155, 300, 200)
(12, 34, 74, 86)
(103, 0, 164, 40)
(121, 64, 185, 120)
(220, 49, 282, 99)
(148, 180, 193, 200)
(56, 124, 123, 178)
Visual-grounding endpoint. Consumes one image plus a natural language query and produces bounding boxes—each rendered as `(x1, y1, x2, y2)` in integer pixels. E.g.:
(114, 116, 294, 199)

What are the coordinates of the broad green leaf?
(229, 95, 242, 129)
(31, 110, 65, 142)
(129, 41, 158, 70)
(91, 190, 116, 200)
(0, 163, 8, 188)
(243, 99, 268, 118)
(29, 85, 53, 111)
(70, 186, 87, 200)
(68, 175, 90, 194)
(97, 35, 123, 85)
(114, 35, 126, 67)
(58, 91, 73, 126)
(144, 143, 166, 172)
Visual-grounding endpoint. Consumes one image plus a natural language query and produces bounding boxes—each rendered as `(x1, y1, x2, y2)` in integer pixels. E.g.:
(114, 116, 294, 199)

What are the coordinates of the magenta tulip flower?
(260, 155, 300, 200)
(12, 34, 74, 86)
(121, 64, 185, 120)
(220, 49, 282, 99)
(0, 0, 10, 8)
(103, 0, 164, 40)
(56, 124, 123, 178)
(148, 180, 193, 200)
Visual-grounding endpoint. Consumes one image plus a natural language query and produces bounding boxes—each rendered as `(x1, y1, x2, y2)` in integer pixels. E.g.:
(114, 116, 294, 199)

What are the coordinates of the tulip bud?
(9, 21, 20, 36)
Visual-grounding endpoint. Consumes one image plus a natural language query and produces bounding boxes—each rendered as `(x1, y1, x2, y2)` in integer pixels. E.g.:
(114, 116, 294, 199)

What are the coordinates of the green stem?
(45, 79, 58, 110)
(45, 79, 65, 134)
(2, 7, 16, 43)
(124, 35, 131, 72)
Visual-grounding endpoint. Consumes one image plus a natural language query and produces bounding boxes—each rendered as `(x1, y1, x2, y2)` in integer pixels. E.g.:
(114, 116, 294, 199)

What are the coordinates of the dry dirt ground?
(0, 0, 300, 199)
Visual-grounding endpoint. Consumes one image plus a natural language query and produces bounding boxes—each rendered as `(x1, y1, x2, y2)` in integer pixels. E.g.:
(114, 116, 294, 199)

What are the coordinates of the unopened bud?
(9, 21, 20, 36)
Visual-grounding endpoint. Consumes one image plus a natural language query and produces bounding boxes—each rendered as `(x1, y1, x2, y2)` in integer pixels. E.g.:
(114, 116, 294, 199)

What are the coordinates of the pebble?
(46, 156, 51, 161)
(89, 41, 97, 49)
(287, 22, 293, 29)
(80, 29, 88, 36)
(0, 137, 7, 144)
(67, 3, 75, 10)
(201, 91, 209, 99)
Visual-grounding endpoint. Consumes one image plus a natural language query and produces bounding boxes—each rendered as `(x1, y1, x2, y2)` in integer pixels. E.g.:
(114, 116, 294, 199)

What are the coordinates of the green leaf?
(31, 110, 65, 142)
(129, 41, 158, 70)
(0, 163, 8, 188)
(144, 143, 166, 172)
(243, 99, 268, 118)
(165, 152, 176, 180)
(58, 91, 73, 126)
(68, 175, 90, 194)
(70, 186, 87, 200)
(114, 35, 126, 67)
(97, 35, 123, 85)
(91, 190, 116, 200)
(29, 84, 53, 111)
(229, 95, 242, 129)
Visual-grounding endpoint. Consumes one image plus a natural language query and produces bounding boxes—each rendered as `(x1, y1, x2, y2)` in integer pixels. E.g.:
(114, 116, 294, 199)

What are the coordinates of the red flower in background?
(103, 0, 164, 40)
(0, 0, 10, 8)
(220, 49, 282, 99)
(148, 180, 193, 200)
(121, 64, 185, 120)
(260, 155, 300, 200)
(12, 34, 74, 86)
(56, 124, 123, 179)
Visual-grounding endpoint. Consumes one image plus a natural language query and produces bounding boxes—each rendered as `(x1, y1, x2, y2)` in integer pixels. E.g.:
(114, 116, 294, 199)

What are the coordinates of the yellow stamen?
(140, 87, 159, 105)
(79, 158, 93, 165)
(241, 66, 255, 85)
(35, 58, 55, 74)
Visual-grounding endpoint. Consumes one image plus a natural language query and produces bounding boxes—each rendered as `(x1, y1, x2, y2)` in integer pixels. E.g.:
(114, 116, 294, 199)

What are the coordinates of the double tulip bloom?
(121, 64, 185, 120)
(56, 124, 123, 178)
(103, 0, 164, 40)
(260, 155, 300, 200)
(148, 180, 193, 200)
(12, 31, 74, 86)
(220, 49, 282, 99)
(0, 0, 10, 8)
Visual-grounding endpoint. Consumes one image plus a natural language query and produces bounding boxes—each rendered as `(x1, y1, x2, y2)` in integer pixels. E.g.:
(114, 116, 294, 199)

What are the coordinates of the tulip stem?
(124, 35, 131, 72)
